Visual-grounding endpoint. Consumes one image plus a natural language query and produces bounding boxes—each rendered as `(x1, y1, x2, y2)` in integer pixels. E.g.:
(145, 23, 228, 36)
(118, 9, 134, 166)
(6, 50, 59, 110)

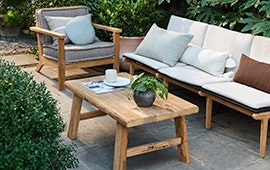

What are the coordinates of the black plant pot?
(133, 90, 156, 107)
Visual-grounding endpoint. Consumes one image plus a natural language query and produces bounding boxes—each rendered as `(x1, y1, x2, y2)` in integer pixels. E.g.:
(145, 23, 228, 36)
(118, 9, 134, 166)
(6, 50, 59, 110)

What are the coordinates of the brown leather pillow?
(233, 54, 270, 93)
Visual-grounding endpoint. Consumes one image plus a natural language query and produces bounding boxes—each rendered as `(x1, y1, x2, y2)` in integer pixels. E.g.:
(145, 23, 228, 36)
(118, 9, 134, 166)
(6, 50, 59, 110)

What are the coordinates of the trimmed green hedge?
(0, 59, 78, 169)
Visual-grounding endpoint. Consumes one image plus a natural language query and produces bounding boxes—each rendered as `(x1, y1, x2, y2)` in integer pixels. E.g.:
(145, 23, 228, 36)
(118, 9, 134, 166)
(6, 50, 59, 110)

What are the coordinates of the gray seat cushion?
(43, 40, 114, 62)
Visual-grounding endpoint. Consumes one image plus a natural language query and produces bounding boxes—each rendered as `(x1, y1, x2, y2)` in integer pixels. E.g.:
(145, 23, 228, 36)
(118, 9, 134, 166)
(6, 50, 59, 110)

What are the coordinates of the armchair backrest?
(35, 6, 89, 44)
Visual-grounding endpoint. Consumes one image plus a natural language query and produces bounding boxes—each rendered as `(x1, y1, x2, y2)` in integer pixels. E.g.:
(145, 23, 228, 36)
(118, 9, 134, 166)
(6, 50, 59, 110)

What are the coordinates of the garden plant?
(89, 0, 163, 37)
(185, 0, 270, 37)
(1, 0, 268, 39)
(0, 59, 78, 169)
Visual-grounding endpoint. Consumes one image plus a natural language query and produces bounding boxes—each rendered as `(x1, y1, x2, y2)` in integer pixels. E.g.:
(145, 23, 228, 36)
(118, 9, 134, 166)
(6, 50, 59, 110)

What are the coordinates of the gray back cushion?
(36, 6, 89, 44)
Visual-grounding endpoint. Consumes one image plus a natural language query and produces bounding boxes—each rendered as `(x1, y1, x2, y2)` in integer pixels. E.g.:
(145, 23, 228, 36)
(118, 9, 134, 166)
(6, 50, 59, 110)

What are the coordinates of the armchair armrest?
(92, 23, 122, 72)
(92, 23, 122, 34)
(30, 26, 66, 67)
(30, 26, 66, 39)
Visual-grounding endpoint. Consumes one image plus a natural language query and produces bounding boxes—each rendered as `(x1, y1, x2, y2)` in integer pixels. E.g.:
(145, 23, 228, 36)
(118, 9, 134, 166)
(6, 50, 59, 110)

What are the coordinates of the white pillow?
(66, 14, 95, 45)
(45, 16, 72, 45)
(180, 45, 230, 76)
(135, 23, 193, 66)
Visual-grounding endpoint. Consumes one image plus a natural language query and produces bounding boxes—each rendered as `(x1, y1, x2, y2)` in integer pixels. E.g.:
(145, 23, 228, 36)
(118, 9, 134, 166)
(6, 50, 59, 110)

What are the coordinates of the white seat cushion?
(174, 62, 187, 67)
(123, 52, 170, 70)
(158, 65, 232, 87)
(203, 82, 270, 109)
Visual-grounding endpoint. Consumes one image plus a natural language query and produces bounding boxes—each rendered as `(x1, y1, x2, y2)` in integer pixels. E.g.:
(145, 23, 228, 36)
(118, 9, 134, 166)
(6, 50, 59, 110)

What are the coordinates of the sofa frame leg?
(129, 64, 135, 75)
(259, 118, 269, 158)
(205, 97, 213, 129)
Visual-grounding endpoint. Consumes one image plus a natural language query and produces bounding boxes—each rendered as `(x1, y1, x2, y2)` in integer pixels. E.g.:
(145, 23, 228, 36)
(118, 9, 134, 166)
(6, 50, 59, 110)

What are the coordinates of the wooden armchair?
(30, 6, 122, 90)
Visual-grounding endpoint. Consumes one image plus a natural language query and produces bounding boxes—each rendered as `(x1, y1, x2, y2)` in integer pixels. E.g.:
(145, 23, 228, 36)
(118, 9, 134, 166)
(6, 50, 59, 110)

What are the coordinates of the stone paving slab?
(1, 53, 38, 66)
(6, 54, 270, 170)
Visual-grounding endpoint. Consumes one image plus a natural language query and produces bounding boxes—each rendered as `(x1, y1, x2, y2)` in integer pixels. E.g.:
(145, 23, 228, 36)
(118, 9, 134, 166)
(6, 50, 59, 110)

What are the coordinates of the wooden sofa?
(123, 15, 270, 158)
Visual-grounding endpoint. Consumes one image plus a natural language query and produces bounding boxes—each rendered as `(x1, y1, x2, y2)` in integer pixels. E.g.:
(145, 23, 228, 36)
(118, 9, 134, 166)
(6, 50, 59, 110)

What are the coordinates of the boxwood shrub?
(0, 59, 78, 169)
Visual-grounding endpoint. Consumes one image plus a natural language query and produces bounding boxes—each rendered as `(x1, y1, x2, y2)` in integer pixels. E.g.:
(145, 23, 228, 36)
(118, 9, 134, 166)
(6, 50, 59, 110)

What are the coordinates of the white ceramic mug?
(105, 69, 117, 83)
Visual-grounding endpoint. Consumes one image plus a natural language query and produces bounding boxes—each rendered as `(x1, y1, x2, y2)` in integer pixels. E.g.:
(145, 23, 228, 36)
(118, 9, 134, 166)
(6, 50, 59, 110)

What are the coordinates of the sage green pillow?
(66, 14, 95, 45)
(135, 23, 193, 66)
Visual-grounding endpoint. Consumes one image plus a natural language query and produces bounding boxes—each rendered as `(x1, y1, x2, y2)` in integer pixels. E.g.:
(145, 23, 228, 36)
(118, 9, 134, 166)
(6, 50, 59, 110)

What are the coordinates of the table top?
(65, 72, 199, 127)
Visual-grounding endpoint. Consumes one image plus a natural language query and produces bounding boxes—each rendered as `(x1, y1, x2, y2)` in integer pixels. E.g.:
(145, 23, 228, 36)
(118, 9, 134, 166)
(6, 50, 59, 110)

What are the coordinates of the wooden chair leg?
(113, 32, 120, 72)
(35, 62, 44, 72)
(57, 38, 66, 91)
(259, 118, 269, 158)
(205, 97, 213, 129)
(113, 60, 120, 72)
(58, 65, 65, 91)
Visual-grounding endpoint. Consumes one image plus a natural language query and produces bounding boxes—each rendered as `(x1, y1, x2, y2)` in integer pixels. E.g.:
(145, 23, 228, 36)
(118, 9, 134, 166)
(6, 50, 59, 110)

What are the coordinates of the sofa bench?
(123, 15, 270, 158)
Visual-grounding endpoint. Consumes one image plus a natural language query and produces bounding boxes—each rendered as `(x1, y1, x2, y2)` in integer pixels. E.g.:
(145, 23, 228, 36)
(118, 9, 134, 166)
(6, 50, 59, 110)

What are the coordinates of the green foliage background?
(87, 0, 163, 37)
(0, 59, 78, 169)
(2, 0, 270, 37)
(185, 0, 270, 37)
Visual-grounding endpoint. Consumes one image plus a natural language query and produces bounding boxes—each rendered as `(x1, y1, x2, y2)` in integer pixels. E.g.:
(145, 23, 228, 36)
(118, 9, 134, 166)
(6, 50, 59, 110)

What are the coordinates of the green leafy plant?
(129, 73, 168, 100)
(239, 1, 270, 37)
(185, 0, 270, 37)
(91, 0, 164, 37)
(0, 0, 25, 13)
(0, 59, 78, 169)
(158, 0, 171, 5)
(186, 0, 245, 30)
(2, 10, 23, 27)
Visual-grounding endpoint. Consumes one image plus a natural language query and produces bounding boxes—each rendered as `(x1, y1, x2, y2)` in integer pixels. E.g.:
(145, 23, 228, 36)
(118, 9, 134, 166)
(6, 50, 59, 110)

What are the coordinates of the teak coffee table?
(65, 72, 199, 170)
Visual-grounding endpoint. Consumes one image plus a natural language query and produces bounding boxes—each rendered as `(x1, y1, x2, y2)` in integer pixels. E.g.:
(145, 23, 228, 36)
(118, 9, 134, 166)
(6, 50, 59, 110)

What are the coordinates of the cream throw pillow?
(135, 23, 193, 66)
(180, 45, 230, 76)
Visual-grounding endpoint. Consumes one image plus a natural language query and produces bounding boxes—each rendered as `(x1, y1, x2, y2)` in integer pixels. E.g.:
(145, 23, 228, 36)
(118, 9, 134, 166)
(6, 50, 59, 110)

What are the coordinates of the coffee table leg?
(68, 94, 83, 140)
(174, 116, 190, 163)
(113, 123, 128, 170)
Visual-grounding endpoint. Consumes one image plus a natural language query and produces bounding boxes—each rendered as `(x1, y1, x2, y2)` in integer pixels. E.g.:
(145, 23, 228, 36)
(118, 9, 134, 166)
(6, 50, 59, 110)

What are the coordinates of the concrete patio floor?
(2, 54, 270, 170)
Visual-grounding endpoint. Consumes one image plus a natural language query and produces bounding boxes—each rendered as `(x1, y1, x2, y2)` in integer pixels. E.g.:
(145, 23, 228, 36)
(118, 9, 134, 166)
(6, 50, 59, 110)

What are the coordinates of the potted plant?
(0, 0, 24, 37)
(90, 0, 164, 70)
(129, 73, 168, 107)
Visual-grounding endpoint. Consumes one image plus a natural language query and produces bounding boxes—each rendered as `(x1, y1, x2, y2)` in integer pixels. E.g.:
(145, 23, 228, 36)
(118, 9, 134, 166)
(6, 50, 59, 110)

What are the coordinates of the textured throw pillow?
(180, 45, 230, 76)
(66, 14, 95, 45)
(135, 23, 193, 66)
(45, 16, 72, 45)
(233, 54, 270, 93)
